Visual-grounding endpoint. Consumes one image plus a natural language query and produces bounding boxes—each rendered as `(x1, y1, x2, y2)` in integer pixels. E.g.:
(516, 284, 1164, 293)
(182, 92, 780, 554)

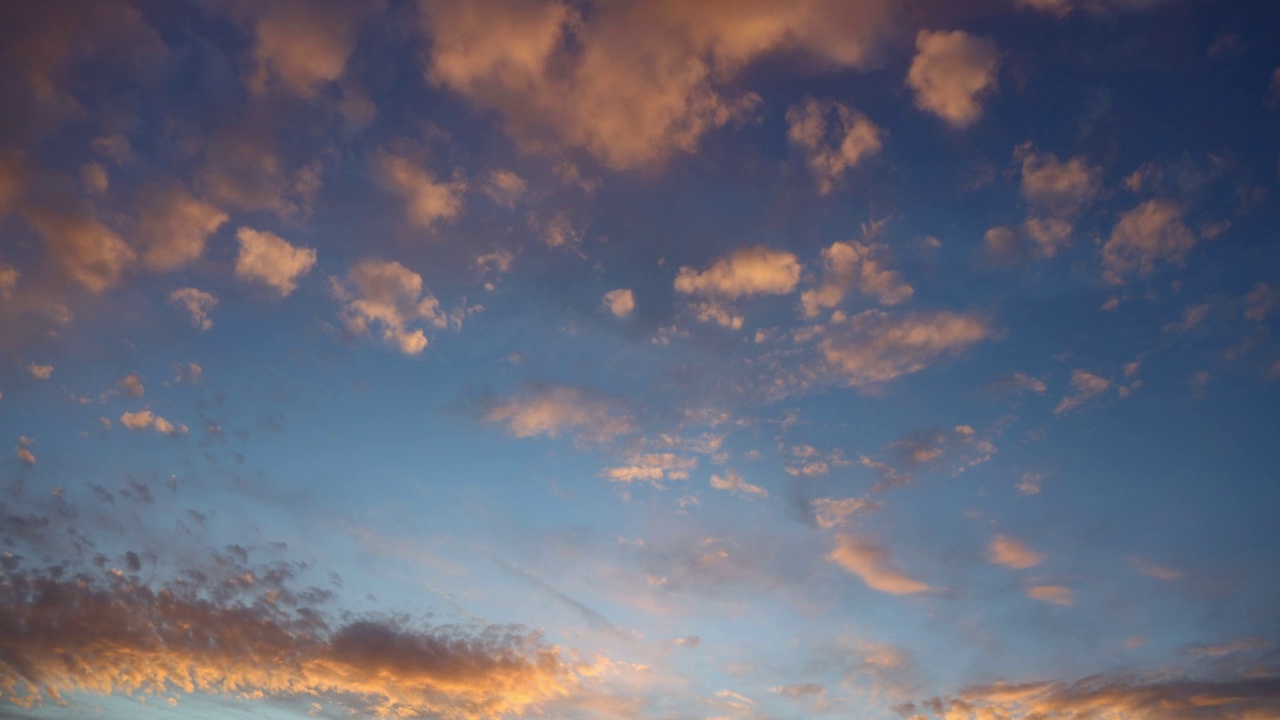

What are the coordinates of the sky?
(1, 0, 1280, 718)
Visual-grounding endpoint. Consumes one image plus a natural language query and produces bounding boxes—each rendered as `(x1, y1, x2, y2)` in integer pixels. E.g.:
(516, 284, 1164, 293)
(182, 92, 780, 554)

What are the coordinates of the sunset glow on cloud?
(2, 1, 1280, 719)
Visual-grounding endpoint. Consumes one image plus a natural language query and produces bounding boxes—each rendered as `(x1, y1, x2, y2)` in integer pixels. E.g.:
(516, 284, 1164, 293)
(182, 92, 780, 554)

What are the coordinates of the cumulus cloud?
(906, 30, 1000, 128)
(709, 469, 768, 497)
(136, 186, 227, 271)
(485, 387, 632, 444)
(1055, 369, 1110, 414)
(983, 225, 1024, 265)
(910, 672, 1280, 719)
(0, 568, 582, 719)
(234, 227, 317, 296)
(983, 371, 1047, 396)
(1016, 143, 1101, 257)
(828, 533, 932, 595)
(812, 496, 880, 528)
(118, 374, 144, 398)
(602, 289, 635, 318)
(15, 436, 35, 465)
(28, 363, 53, 380)
(243, 0, 363, 98)
(378, 153, 466, 231)
(819, 310, 993, 386)
(334, 259, 447, 355)
(801, 241, 913, 318)
(168, 287, 218, 330)
(484, 169, 526, 208)
(987, 534, 1046, 569)
(1027, 584, 1073, 605)
(786, 98, 883, 194)
(1102, 200, 1198, 285)
(675, 246, 801, 299)
(420, 0, 897, 169)
(27, 208, 135, 292)
(601, 453, 696, 488)
(120, 410, 188, 436)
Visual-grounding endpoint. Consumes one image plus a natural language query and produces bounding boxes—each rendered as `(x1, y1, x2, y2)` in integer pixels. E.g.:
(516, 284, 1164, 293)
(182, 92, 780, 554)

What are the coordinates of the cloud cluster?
(709, 469, 768, 498)
(1016, 144, 1101, 256)
(819, 310, 993, 386)
(907, 30, 1000, 128)
(801, 241, 913, 318)
(485, 386, 632, 444)
(119, 410, 188, 436)
(1102, 200, 1198, 285)
(675, 246, 802, 329)
(786, 98, 883, 194)
(335, 259, 447, 355)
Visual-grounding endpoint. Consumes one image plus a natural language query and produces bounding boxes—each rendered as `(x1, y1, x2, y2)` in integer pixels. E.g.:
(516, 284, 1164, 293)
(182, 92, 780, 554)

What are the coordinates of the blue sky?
(2, 1, 1280, 718)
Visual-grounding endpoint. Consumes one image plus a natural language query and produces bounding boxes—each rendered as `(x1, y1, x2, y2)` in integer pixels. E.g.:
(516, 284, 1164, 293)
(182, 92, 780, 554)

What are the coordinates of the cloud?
(675, 246, 802, 299)
(819, 310, 993, 386)
(983, 225, 1023, 265)
(0, 568, 582, 719)
(1130, 556, 1186, 580)
(1102, 200, 1198, 285)
(378, 153, 466, 231)
(603, 289, 635, 318)
(243, 0, 363, 98)
(601, 453, 696, 488)
(1027, 584, 1073, 605)
(118, 374, 144, 398)
(119, 410, 188, 436)
(234, 227, 317, 296)
(1017, 0, 1174, 17)
(1016, 144, 1101, 257)
(812, 496, 880, 528)
(786, 98, 883, 194)
(15, 436, 35, 465)
(0, 263, 17, 301)
(1055, 369, 1110, 414)
(1016, 471, 1045, 496)
(136, 186, 227, 271)
(987, 534, 1046, 569)
(27, 208, 135, 292)
(983, 371, 1047, 396)
(801, 241, 913, 318)
(906, 30, 1000, 128)
(485, 387, 632, 444)
(197, 131, 322, 217)
(913, 673, 1280, 719)
(334, 259, 447, 355)
(27, 363, 53, 380)
(1186, 637, 1266, 658)
(420, 0, 897, 169)
(709, 469, 768, 498)
(1244, 282, 1277, 323)
(168, 288, 218, 330)
(827, 533, 932, 595)
(484, 169, 527, 208)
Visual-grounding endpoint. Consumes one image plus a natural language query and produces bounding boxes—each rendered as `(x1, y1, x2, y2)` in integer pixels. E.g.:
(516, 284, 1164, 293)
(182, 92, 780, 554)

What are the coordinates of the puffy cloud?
(983, 225, 1023, 265)
(15, 436, 35, 465)
(828, 534, 933, 595)
(801, 241, 913, 318)
(1055, 369, 1110, 414)
(1102, 200, 1197, 285)
(675, 246, 801, 299)
(244, 0, 362, 98)
(987, 534, 1046, 569)
(484, 169, 526, 208)
(378, 153, 466, 231)
(28, 363, 53, 380)
(234, 227, 317, 296)
(914, 673, 1280, 719)
(27, 208, 135, 292)
(906, 30, 1000, 128)
(0, 263, 17, 301)
(197, 131, 323, 217)
(812, 496, 880, 528)
(118, 374, 144, 398)
(120, 410, 188, 435)
(420, 0, 897, 169)
(602, 289, 636, 318)
(0, 569, 582, 718)
(80, 162, 108, 194)
(334, 259, 447, 355)
(1016, 144, 1101, 257)
(786, 98, 883, 194)
(709, 469, 768, 497)
(819, 310, 993, 386)
(1027, 584, 1073, 605)
(136, 186, 227, 271)
(602, 453, 696, 488)
(485, 387, 632, 443)
(1129, 556, 1186, 580)
(168, 288, 218, 331)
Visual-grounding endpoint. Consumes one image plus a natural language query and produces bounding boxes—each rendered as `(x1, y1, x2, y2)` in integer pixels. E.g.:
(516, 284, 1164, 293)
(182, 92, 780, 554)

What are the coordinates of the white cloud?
(819, 310, 993, 386)
(379, 153, 465, 231)
(1102, 200, 1197, 285)
(334, 259, 447, 355)
(828, 533, 933, 595)
(786, 98, 883, 194)
(168, 288, 218, 331)
(603, 289, 635, 318)
(801, 241, 912, 318)
(234, 227, 317, 296)
(709, 469, 767, 497)
(906, 30, 1000, 128)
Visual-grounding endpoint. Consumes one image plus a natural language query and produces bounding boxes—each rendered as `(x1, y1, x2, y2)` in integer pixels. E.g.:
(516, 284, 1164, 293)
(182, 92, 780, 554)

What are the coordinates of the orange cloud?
(334, 259, 447, 355)
(136, 185, 227, 272)
(234, 227, 317, 296)
(828, 533, 933, 595)
(675, 246, 802, 300)
(378, 153, 466, 231)
(27, 208, 135, 292)
(786, 98, 883, 194)
(906, 30, 1000, 128)
(709, 469, 768, 498)
(819, 310, 993, 386)
(1026, 584, 1073, 606)
(1103, 199, 1197, 285)
(987, 534, 1046, 570)
(168, 288, 218, 331)
(485, 387, 632, 443)
(801, 241, 913, 318)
